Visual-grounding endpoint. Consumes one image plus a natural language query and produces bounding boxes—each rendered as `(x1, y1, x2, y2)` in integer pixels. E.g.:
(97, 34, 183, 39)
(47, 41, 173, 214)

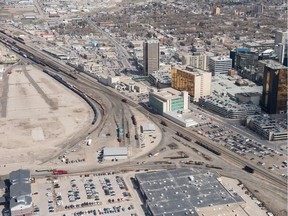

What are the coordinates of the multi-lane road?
(0, 30, 287, 189)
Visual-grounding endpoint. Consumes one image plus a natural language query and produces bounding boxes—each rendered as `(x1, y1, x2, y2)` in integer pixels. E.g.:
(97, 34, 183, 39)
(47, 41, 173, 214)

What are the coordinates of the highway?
(0, 31, 287, 189)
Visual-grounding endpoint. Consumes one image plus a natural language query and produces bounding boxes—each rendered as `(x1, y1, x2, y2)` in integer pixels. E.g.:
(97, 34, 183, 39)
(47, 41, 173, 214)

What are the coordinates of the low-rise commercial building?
(9, 169, 33, 216)
(141, 124, 156, 133)
(102, 147, 128, 160)
(163, 111, 198, 127)
(149, 88, 189, 114)
(246, 115, 287, 141)
(171, 66, 211, 102)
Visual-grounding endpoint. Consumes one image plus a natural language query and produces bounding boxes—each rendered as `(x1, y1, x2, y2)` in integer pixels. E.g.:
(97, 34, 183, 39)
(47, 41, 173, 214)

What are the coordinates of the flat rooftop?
(165, 110, 198, 127)
(212, 74, 262, 97)
(173, 66, 208, 76)
(136, 168, 244, 216)
(152, 87, 184, 100)
(200, 95, 260, 112)
(248, 114, 288, 133)
(259, 60, 288, 70)
(103, 147, 128, 156)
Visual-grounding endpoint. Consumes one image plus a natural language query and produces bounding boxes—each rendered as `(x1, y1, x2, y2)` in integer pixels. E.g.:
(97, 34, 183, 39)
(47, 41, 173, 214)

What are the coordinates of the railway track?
(158, 120, 288, 189)
(0, 30, 286, 189)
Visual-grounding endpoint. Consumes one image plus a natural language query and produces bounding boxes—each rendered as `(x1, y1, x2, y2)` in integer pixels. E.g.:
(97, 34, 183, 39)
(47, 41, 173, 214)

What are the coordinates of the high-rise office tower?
(143, 40, 159, 75)
(208, 56, 232, 76)
(261, 60, 287, 114)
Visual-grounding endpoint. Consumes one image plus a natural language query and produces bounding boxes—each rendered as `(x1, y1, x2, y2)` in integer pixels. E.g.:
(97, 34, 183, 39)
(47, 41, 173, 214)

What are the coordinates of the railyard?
(0, 29, 287, 216)
(0, 0, 287, 215)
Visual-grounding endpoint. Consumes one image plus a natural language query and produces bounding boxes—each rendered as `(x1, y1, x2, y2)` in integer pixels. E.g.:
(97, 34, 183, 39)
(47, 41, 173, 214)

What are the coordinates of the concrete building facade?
(199, 95, 261, 119)
(246, 115, 287, 141)
(149, 88, 189, 114)
(208, 56, 232, 76)
(182, 53, 208, 71)
(171, 66, 211, 102)
(143, 40, 160, 75)
(260, 60, 287, 114)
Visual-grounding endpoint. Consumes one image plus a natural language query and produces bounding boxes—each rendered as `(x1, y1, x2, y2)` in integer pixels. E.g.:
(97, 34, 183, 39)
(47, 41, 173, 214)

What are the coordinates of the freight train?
(43, 69, 97, 124)
(131, 115, 137, 125)
(194, 140, 221, 156)
(176, 131, 192, 142)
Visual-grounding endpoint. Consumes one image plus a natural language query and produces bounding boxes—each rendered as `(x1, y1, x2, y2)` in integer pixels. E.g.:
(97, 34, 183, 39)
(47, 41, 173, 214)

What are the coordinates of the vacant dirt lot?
(0, 63, 92, 168)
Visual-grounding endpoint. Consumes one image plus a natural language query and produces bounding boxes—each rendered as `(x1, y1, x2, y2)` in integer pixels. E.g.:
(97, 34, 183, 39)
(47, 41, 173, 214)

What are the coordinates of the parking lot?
(193, 123, 288, 178)
(32, 172, 144, 216)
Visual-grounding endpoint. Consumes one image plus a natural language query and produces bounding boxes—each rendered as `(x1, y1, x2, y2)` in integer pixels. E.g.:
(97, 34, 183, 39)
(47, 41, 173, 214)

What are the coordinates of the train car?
(195, 141, 221, 156)
(52, 169, 68, 175)
(243, 166, 254, 173)
(183, 136, 192, 142)
(176, 131, 184, 137)
(14, 36, 25, 44)
(47, 71, 97, 125)
(131, 115, 137, 125)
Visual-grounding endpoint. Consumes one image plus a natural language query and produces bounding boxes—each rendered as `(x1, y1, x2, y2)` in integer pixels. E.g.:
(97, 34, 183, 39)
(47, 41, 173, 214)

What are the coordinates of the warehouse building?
(141, 124, 156, 133)
(102, 147, 128, 160)
(135, 168, 244, 216)
(9, 169, 33, 216)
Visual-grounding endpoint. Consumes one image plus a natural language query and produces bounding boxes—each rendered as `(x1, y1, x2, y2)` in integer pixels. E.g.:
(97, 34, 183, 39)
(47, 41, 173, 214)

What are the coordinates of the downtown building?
(171, 66, 211, 102)
(143, 40, 160, 75)
(260, 60, 287, 114)
(208, 56, 232, 76)
(182, 53, 208, 71)
(149, 87, 189, 114)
